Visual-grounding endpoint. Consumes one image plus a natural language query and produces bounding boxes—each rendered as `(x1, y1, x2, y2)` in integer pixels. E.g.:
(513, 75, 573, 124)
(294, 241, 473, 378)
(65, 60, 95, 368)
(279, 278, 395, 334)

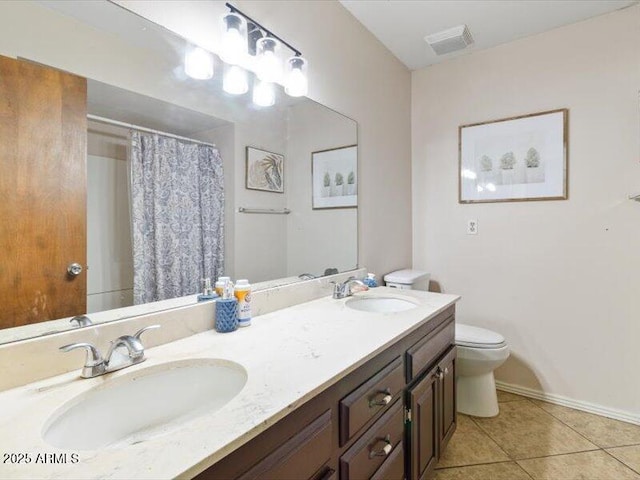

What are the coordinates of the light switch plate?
(467, 219, 478, 235)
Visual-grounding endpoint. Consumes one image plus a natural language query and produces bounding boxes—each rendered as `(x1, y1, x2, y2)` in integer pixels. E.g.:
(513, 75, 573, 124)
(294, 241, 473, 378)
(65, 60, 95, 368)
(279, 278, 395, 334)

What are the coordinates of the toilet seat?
(456, 324, 506, 349)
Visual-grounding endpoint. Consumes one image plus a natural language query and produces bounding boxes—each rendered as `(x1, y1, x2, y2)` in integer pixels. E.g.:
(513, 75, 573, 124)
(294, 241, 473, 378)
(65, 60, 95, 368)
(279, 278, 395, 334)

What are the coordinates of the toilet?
(455, 324, 509, 417)
(383, 269, 509, 417)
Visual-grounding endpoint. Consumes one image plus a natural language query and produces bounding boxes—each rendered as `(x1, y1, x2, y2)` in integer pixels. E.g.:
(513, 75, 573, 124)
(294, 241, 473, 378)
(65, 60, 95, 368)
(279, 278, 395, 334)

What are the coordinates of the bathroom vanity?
(198, 302, 456, 480)
(0, 287, 458, 480)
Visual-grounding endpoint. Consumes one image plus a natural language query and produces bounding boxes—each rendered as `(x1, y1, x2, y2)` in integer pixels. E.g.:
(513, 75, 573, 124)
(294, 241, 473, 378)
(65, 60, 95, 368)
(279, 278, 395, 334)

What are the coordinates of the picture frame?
(459, 109, 568, 203)
(311, 145, 358, 209)
(246, 146, 284, 193)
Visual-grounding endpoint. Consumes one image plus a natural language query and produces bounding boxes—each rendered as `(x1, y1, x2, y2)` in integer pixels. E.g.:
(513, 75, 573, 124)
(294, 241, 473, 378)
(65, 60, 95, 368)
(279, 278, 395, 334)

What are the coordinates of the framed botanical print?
(246, 146, 284, 193)
(459, 109, 568, 203)
(311, 145, 357, 209)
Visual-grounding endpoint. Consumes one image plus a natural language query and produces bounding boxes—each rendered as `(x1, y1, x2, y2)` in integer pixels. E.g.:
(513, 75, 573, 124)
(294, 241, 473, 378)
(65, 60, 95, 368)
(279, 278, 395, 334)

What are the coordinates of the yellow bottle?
(234, 279, 252, 327)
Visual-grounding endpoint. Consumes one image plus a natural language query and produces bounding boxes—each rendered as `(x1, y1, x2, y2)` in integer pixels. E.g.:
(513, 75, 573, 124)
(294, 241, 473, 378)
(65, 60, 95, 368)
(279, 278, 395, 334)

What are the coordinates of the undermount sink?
(43, 359, 247, 450)
(346, 296, 418, 314)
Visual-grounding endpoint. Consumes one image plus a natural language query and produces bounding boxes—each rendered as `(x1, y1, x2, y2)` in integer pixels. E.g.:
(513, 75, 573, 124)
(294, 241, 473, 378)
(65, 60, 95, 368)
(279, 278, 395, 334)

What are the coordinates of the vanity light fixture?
(255, 37, 281, 82)
(284, 56, 308, 97)
(184, 46, 214, 80)
(224, 2, 308, 98)
(221, 12, 247, 65)
(252, 79, 275, 107)
(223, 64, 249, 95)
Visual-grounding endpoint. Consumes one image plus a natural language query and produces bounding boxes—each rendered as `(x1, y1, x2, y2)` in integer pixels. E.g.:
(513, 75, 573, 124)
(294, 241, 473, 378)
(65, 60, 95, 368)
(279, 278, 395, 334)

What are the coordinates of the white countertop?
(0, 288, 459, 479)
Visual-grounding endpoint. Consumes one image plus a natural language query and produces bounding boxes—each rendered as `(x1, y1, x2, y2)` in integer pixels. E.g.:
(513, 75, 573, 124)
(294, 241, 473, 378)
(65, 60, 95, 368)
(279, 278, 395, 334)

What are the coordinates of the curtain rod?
(87, 114, 216, 148)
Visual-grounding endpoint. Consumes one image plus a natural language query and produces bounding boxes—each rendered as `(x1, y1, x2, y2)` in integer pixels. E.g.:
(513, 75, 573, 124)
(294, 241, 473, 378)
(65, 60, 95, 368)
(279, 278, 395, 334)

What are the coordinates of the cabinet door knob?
(369, 435, 392, 458)
(369, 389, 392, 407)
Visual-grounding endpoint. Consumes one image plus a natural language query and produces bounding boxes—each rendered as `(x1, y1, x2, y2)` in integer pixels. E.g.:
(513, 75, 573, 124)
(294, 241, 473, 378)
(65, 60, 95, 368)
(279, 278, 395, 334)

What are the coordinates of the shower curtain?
(129, 131, 224, 304)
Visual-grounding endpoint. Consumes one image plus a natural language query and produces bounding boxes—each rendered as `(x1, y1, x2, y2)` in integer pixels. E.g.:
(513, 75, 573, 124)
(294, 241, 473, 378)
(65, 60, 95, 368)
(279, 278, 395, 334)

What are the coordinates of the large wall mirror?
(0, 1, 358, 345)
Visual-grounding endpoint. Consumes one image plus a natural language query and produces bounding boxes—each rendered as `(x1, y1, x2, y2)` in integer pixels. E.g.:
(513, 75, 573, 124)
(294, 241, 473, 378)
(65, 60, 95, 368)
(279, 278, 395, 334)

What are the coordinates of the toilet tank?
(384, 269, 430, 291)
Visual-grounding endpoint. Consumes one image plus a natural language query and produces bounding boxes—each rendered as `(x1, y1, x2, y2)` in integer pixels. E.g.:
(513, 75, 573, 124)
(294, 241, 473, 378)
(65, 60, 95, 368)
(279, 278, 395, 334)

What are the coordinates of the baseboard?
(496, 381, 640, 426)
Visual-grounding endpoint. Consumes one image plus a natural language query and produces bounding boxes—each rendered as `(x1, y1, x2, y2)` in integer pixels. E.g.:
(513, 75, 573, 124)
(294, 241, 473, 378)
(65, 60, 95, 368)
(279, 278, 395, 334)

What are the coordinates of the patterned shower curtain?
(130, 131, 224, 305)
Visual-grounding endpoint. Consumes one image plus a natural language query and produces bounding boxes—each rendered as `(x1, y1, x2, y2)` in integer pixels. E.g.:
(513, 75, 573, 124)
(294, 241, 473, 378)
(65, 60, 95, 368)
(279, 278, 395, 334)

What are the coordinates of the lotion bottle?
(234, 279, 252, 327)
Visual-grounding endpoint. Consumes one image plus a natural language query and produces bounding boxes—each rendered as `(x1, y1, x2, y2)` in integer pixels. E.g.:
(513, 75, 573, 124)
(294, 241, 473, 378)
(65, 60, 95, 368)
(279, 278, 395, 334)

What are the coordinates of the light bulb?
(285, 56, 308, 97)
(256, 37, 281, 82)
(222, 13, 246, 65)
(252, 80, 275, 107)
(184, 47, 213, 80)
(223, 65, 248, 95)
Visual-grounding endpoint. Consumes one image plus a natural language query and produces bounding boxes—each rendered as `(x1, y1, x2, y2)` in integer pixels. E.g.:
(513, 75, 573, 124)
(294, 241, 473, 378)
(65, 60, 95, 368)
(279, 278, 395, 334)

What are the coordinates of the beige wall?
(412, 6, 640, 419)
(286, 101, 358, 277)
(116, 0, 413, 281)
(86, 123, 134, 312)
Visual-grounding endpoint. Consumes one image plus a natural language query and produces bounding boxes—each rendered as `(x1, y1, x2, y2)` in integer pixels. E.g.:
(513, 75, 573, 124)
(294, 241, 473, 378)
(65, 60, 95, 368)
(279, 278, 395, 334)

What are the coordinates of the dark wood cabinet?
(407, 346, 457, 480)
(339, 357, 405, 446)
(438, 347, 457, 453)
(196, 306, 457, 480)
(339, 400, 404, 480)
(238, 410, 333, 480)
(407, 363, 439, 480)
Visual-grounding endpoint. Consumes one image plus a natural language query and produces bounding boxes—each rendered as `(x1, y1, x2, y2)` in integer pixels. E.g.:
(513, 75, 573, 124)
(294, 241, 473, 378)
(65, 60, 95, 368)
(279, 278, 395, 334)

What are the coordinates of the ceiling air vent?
(425, 25, 474, 55)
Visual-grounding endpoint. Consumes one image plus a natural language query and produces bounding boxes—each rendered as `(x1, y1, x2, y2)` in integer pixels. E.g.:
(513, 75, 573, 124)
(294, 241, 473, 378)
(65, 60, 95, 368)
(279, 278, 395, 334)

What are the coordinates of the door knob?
(67, 263, 83, 276)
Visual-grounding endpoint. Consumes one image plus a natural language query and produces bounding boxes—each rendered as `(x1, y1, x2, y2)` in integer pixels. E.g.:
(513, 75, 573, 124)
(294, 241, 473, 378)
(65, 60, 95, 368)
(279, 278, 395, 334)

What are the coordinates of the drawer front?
(339, 400, 404, 480)
(340, 357, 404, 445)
(370, 442, 404, 480)
(406, 319, 454, 382)
(239, 410, 332, 480)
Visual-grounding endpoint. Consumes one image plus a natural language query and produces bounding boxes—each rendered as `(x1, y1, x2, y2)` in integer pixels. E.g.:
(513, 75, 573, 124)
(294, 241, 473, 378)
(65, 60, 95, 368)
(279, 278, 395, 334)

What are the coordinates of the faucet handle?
(133, 324, 160, 342)
(59, 342, 104, 367)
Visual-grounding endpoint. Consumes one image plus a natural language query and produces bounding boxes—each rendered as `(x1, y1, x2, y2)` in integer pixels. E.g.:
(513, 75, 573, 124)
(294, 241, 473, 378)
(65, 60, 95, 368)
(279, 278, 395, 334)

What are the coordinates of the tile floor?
(434, 391, 640, 480)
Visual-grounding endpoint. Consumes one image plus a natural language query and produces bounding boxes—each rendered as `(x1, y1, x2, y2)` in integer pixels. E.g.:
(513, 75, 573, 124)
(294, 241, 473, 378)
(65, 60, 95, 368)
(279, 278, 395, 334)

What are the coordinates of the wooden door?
(408, 364, 439, 480)
(0, 55, 87, 328)
(438, 347, 457, 452)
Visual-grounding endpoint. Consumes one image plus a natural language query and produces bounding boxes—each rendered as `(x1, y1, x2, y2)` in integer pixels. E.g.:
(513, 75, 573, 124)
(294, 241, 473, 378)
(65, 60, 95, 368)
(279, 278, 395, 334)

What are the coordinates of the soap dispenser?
(197, 278, 217, 302)
(215, 281, 238, 333)
(363, 273, 378, 288)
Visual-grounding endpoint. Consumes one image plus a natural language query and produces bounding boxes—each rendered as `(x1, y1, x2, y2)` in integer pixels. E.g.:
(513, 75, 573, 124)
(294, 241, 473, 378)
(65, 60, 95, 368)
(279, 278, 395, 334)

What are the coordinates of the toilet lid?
(456, 324, 506, 349)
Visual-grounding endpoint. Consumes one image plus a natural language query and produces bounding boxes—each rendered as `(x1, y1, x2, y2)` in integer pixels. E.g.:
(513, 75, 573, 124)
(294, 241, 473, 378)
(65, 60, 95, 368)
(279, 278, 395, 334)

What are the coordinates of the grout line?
(603, 448, 640, 476)
(513, 445, 601, 461)
(465, 414, 512, 460)
(435, 460, 525, 472)
(514, 461, 535, 480)
(526, 400, 608, 450)
(469, 400, 600, 461)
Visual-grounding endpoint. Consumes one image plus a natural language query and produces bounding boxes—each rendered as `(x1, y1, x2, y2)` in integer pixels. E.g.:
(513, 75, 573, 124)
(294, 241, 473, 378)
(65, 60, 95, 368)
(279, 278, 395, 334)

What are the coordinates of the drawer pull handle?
(369, 389, 392, 408)
(369, 435, 392, 458)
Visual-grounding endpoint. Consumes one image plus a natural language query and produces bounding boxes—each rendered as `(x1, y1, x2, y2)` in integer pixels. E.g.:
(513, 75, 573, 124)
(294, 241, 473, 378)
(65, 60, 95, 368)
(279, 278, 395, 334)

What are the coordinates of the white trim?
(496, 381, 640, 426)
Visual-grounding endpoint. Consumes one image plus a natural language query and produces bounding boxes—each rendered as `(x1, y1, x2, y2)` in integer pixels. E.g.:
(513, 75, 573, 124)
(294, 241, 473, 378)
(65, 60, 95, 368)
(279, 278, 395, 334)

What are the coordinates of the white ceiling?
(339, 0, 638, 70)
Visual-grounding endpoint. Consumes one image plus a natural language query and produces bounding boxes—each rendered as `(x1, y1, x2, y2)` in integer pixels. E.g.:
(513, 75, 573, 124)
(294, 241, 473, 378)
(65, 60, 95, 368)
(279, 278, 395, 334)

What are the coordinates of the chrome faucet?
(69, 315, 92, 327)
(332, 277, 369, 299)
(60, 325, 160, 378)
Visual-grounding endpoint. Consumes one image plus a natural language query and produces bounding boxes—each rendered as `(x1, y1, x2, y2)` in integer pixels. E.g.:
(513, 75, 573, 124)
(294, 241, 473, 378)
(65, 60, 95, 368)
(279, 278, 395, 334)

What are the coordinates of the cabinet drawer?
(339, 400, 404, 480)
(239, 410, 332, 480)
(339, 357, 404, 446)
(370, 441, 404, 480)
(406, 320, 454, 382)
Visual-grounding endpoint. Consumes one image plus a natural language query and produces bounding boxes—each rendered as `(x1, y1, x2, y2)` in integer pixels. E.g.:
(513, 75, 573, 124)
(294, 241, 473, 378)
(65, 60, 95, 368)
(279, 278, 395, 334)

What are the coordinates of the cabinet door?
(438, 347, 457, 453)
(238, 410, 332, 480)
(407, 364, 439, 480)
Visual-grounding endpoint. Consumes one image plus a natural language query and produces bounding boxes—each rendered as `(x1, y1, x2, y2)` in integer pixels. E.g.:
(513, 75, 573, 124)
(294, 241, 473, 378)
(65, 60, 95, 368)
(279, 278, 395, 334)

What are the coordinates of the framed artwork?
(459, 109, 568, 203)
(311, 145, 358, 209)
(246, 146, 284, 193)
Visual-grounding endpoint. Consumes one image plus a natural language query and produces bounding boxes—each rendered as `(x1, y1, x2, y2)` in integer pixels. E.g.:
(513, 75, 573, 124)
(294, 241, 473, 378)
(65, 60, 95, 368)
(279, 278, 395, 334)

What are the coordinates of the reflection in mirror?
(0, 1, 357, 345)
